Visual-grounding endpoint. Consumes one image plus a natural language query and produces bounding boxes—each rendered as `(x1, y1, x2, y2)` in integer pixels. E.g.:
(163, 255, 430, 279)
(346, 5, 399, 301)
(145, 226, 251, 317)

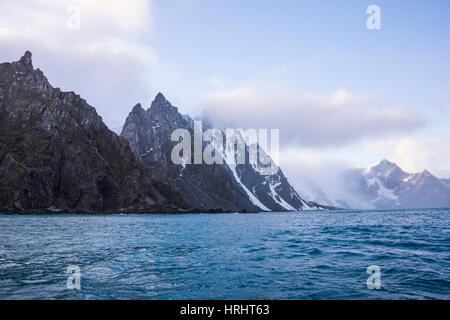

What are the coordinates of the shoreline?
(0, 208, 345, 215)
(0, 208, 262, 215)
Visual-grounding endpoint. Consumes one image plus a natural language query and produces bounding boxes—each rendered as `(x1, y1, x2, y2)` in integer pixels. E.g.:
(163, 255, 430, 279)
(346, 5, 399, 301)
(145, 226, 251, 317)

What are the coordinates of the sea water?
(0, 209, 448, 299)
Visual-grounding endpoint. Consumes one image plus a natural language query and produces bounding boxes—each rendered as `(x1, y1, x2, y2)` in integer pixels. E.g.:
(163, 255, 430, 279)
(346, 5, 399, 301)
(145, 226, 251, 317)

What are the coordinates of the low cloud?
(280, 154, 350, 196)
(278, 154, 371, 208)
(201, 86, 424, 149)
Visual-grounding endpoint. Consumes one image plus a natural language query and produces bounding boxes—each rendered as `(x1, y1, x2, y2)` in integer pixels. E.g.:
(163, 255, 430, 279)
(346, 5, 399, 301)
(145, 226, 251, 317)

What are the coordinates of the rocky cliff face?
(121, 94, 330, 212)
(0, 52, 186, 213)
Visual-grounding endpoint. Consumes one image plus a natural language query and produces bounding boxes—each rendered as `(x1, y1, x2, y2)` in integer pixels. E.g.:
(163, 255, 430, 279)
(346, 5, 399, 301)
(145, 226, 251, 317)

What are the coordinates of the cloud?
(279, 153, 372, 208)
(280, 153, 350, 196)
(279, 137, 450, 208)
(0, 0, 173, 129)
(200, 86, 424, 149)
(364, 137, 450, 178)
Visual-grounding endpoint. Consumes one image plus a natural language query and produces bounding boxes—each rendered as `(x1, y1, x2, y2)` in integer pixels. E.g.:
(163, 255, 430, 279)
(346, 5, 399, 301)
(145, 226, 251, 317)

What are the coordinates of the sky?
(0, 0, 449, 187)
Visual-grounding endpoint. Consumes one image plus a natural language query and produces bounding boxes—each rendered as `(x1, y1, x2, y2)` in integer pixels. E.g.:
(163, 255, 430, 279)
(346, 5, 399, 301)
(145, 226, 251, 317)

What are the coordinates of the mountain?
(199, 117, 328, 211)
(0, 52, 187, 213)
(354, 160, 450, 209)
(0, 51, 331, 213)
(120, 93, 260, 212)
(121, 93, 327, 212)
(302, 159, 450, 209)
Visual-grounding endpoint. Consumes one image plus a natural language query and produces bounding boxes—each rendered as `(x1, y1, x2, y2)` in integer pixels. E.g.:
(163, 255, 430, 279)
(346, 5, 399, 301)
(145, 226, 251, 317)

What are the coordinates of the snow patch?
(366, 176, 398, 201)
(228, 164, 270, 211)
(268, 182, 296, 211)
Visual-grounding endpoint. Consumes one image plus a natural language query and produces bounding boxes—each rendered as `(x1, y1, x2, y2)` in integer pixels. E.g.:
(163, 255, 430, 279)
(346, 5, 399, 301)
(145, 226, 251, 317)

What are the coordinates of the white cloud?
(363, 137, 450, 178)
(279, 153, 371, 208)
(200, 86, 424, 149)
(280, 153, 350, 196)
(0, 0, 173, 129)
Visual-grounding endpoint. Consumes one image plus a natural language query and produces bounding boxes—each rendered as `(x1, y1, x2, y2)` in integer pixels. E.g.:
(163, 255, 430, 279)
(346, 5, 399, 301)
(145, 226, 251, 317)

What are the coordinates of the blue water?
(0, 209, 449, 300)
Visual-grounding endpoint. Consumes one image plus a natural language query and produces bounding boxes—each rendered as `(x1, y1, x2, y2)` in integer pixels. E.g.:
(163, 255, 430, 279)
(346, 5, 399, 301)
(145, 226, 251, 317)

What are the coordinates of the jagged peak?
(132, 103, 144, 112)
(420, 169, 433, 177)
(155, 92, 166, 102)
(375, 159, 394, 167)
(126, 103, 149, 124)
(364, 159, 407, 179)
(406, 169, 436, 185)
(366, 159, 392, 171)
(149, 92, 178, 114)
(19, 51, 33, 69)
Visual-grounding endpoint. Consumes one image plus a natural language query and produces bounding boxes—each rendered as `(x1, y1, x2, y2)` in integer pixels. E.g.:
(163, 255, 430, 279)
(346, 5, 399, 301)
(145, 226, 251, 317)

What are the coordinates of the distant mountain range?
(297, 159, 450, 210)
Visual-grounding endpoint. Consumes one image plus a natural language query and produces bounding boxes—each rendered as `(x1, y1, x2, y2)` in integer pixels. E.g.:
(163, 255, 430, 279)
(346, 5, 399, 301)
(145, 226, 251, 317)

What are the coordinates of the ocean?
(0, 209, 449, 299)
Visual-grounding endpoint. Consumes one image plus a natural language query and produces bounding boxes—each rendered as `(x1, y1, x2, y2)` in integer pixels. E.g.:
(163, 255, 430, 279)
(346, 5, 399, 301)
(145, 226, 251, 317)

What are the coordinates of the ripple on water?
(0, 208, 449, 300)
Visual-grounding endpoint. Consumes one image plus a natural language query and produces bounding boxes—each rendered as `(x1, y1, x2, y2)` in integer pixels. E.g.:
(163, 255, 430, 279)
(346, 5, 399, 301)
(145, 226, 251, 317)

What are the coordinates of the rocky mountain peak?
(149, 92, 178, 114)
(373, 159, 395, 169)
(152, 92, 168, 107)
(364, 159, 408, 190)
(4, 50, 52, 97)
(121, 92, 330, 212)
(131, 103, 146, 115)
(367, 159, 403, 175)
(155, 92, 166, 102)
(19, 51, 33, 69)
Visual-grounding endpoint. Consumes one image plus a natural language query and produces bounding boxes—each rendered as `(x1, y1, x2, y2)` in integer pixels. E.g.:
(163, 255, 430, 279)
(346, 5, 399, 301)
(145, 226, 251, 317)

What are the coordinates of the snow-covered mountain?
(195, 117, 327, 211)
(121, 95, 449, 212)
(121, 93, 330, 212)
(300, 159, 450, 209)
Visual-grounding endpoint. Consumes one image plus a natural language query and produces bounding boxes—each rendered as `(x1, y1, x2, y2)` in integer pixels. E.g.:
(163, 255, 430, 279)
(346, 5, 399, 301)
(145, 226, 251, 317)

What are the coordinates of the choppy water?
(0, 209, 449, 300)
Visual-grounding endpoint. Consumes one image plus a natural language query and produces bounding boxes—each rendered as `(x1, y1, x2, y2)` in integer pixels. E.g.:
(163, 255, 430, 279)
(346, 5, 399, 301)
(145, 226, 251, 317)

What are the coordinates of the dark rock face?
(121, 94, 261, 212)
(0, 52, 186, 213)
